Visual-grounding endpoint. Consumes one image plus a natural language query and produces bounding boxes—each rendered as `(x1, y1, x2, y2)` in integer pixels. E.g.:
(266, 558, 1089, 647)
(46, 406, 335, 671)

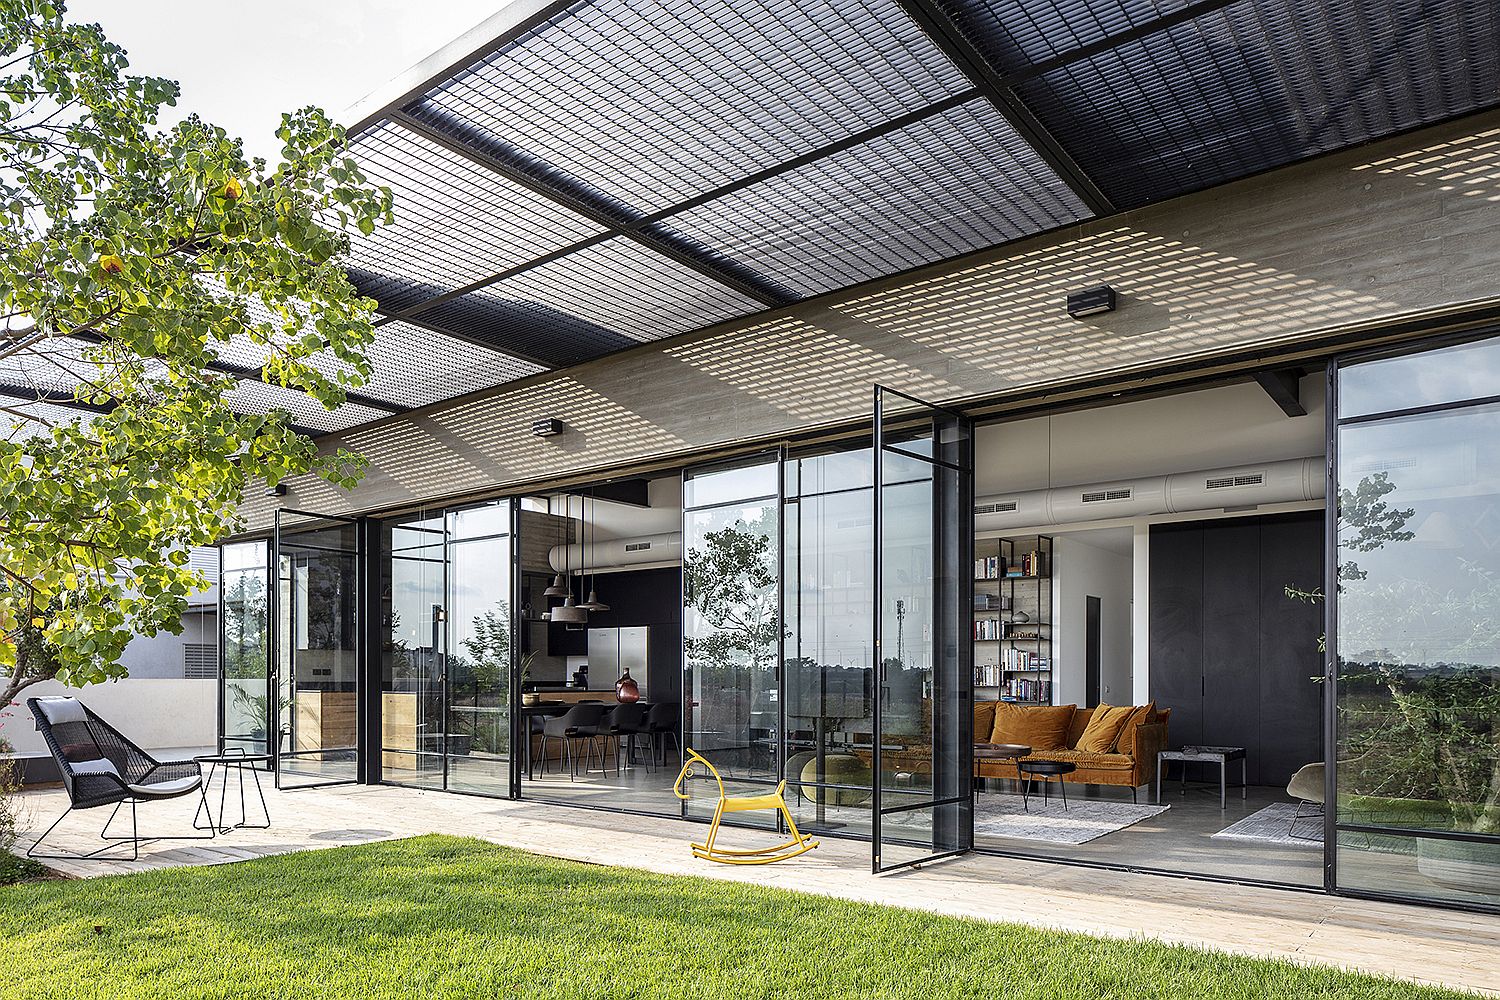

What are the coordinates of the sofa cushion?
(992, 703, 1075, 751)
(1024, 749, 1135, 771)
(974, 701, 996, 744)
(1076, 703, 1135, 753)
(1065, 707, 1093, 748)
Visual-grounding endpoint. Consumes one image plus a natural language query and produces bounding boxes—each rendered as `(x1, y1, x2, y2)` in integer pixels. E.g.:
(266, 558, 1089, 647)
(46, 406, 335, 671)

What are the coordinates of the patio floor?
(12, 781, 1499, 997)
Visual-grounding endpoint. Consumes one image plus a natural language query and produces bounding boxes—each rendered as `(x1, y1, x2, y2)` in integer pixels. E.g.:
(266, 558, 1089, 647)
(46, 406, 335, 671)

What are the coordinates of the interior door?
(872, 386, 974, 873)
(273, 509, 362, 789)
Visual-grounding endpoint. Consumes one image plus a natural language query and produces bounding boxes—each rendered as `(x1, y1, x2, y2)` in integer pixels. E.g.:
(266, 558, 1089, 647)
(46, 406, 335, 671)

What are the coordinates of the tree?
(683, 510, 779, 676)
(0, 2, 392, 707)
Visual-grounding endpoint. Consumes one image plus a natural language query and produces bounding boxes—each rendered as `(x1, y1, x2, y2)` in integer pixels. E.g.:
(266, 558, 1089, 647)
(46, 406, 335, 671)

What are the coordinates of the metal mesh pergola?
(7, 0, 1497, 434)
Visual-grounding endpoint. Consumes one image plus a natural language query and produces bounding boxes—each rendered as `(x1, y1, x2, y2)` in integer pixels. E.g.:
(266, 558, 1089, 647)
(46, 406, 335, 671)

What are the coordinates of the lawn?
(0, 836, 1475, 1000)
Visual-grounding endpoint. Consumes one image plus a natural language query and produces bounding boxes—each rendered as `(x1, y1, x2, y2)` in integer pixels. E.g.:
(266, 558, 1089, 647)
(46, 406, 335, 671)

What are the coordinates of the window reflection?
(222, 540, 270, 756)
(1336, 350, 1500, 908)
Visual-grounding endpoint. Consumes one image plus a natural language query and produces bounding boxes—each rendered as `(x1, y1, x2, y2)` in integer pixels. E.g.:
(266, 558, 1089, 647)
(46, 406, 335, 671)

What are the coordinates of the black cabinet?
(1149, 512, 1323, 787)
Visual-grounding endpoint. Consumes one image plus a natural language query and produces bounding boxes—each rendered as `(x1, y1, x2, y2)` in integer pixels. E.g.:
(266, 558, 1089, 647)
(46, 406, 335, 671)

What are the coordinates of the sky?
(69, 0, 507, 162)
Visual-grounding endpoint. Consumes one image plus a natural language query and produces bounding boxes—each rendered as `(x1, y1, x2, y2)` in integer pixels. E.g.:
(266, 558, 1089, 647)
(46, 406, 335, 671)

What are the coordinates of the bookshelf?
(973, 534, 1053, 705)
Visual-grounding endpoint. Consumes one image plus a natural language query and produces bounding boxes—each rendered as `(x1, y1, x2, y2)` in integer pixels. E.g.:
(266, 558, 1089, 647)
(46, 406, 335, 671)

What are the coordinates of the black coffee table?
(974, 743, 1030, 794)
(1017, 759, 1076, 811)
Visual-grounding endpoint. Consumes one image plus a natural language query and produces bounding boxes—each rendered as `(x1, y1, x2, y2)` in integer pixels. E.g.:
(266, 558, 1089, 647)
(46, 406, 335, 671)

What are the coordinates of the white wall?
(1052, 533, 1133, 707)
(2, 679, 217, 756)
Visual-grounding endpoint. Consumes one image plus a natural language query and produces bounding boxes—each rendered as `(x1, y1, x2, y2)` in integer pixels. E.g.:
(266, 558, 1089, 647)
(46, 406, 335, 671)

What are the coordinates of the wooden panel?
(1257, 512, 1326, 788)
(294, 690, 357, 752)
(1202, 519, 1262, 781)
(381, 692, 418, 770)
(1148, 523, 1204, 747)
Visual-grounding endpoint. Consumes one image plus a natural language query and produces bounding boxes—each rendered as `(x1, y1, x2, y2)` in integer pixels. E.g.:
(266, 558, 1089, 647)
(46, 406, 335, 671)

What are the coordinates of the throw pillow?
(1115, 701, 1157, 756)
(974, 701, 997, 743)
(991, 703, 1076, 751)
(1075, 703, 1135, 753)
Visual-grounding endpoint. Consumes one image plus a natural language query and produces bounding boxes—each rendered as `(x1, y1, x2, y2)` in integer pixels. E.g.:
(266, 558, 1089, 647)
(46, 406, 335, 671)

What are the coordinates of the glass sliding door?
(782, 448, 878, 836)
(872, 386, 974, 872)
(273, 509, 361, 789)
(682, 455, 782, 827)
(445, 501, 516, 796)
(221, 540, 271, 756)
(1333, 335, 1500, 909)
(382, 510, 447, 785)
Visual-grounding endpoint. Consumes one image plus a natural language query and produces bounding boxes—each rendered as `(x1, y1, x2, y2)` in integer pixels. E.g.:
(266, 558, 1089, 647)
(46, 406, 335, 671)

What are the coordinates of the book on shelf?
(973, 555, 1002, 579)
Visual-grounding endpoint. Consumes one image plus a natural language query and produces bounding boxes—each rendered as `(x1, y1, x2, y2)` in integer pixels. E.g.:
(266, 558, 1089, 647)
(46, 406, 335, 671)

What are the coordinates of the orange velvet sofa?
(977, 701, 1171, 801)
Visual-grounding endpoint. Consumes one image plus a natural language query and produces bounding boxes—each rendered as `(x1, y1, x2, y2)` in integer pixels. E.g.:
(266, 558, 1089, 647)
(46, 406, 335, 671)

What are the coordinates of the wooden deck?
(13, 782, 1499, 996)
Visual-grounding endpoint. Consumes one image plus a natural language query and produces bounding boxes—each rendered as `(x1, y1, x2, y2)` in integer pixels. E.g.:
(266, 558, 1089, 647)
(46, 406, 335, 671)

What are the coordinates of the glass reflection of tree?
(447, 602, 511, 756)
(224, 570, 269, 740)
(1293, 472, 1500, 836)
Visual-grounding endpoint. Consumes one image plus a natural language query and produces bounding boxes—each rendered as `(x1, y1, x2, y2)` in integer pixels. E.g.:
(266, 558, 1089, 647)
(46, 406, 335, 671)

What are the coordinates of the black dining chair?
(537, 704, 608, 781)
(644, 701, 681, 767)
(604, 702, 650, 773)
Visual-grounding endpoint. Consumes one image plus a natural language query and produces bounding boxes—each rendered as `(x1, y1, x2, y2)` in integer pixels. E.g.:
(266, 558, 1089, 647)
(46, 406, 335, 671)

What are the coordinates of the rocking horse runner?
(672, 748, 819, 865)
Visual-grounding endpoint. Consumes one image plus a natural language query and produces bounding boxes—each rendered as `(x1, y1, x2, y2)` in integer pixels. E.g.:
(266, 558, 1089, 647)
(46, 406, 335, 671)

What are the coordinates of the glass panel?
(683, 461, 781, 824)
(381, 512, 446, 786)
(783, 449, 877, 837)
(1335, 387, 1500, 908)
(873, 388, 973, 871)
(221, 540, 270, 756)
(1339, 336, 1500, 419)
(446, 503, 513, 796)
(683, 460, 778, 510)
(275, 514, 359, 788)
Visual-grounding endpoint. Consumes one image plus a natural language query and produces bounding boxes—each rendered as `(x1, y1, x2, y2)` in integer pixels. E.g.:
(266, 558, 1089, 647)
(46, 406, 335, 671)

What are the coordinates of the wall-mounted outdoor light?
(532, 417, 563, 437)
(263, 483, 288, 498)
(1066, 285, 1117, 318)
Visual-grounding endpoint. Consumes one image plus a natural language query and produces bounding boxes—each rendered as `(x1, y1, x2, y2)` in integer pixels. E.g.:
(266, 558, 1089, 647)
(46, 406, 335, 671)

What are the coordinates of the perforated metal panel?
(937, 0, 1205, 69)
(348, 121, 607, 292)
(668, 98, 1088, 295)
(421, 0, 972, 211)
(429, 237, 766, 363)
(345, 321, 545, 408)
(996, 0, 1500, 206)
(221, 381, 394, 433)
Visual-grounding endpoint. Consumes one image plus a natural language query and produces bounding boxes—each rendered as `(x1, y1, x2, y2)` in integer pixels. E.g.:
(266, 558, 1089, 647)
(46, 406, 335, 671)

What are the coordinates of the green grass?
(0, 836, 1475, 1000)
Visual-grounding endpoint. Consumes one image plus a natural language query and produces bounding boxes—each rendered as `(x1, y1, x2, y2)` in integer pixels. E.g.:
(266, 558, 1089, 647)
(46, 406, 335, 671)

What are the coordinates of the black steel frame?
(871, 384, 975, 874)
(271, 508, 364, 791)
(1325, 328, 1500, 914)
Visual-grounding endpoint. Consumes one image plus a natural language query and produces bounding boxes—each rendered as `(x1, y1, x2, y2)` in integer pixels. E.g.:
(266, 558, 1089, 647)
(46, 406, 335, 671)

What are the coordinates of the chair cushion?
(127, 775, 202, 798)
(69, 758, 120, 778)
(991, 703, 1076, 751)
(36, 697, 88, 725)
(1075, 703, 1135, 753)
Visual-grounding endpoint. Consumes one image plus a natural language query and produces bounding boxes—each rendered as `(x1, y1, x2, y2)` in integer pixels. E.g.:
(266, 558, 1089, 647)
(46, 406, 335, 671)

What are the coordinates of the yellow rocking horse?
(672, 748, 819, 865)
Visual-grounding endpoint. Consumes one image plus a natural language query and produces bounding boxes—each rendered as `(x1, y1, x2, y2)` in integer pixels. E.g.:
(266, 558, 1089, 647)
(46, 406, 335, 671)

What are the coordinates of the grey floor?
(973, 779, 1323, 887)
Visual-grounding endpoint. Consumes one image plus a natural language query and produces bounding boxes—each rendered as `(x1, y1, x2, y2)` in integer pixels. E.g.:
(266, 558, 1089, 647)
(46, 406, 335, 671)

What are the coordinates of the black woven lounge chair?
(26, 697, 213, 861)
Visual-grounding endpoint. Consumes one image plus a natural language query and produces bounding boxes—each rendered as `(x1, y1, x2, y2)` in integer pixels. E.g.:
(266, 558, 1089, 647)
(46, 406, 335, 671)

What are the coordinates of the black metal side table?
(1017, 759, 1076, 811)
(1156, 746, 1247, 809)
(193, 750, 272, 834)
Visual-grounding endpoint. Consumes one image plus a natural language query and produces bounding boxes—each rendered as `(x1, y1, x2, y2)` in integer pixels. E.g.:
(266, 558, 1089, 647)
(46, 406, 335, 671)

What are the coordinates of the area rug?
(1212, 802, 1323, 846)
(973, 794, 1169, 845)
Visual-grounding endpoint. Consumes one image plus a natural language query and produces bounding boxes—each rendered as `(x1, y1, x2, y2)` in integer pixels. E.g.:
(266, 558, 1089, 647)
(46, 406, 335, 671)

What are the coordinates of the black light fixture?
(532, 417, 563, 437)
(580, 490, 610, 613)
(551, 494, 589, 624)
(1066, 285, 1117, 318)
(543, 494, 567, 598)
(264, 483, 288, 498)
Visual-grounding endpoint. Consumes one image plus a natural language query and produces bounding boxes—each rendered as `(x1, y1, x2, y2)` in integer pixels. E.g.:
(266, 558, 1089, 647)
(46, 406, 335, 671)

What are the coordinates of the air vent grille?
(183, 642, 218, 679)
(623, 541, 653, 552)
(1080, 488, 1131, 503)
(976, 500, 1019, 515)
(1205, 473, 1265, 490)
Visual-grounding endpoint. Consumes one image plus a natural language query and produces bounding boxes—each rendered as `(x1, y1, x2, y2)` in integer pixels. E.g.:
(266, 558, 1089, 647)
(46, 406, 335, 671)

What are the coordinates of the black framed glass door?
(272, 509, 361, 789)
(1331, 334, 1500, 910)
(872, 385, 974, 873)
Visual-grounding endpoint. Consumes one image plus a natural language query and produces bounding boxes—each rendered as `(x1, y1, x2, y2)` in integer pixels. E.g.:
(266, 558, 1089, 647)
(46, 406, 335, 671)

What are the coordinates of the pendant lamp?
(543, 493, 567, 598)
(580, 491, 610, 612)
(551, 494, 589, 624)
